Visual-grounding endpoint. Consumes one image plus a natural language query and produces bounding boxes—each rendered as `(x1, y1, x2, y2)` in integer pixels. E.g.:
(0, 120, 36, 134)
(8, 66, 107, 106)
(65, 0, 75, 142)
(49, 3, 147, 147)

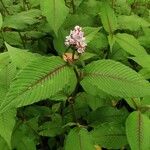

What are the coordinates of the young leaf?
(83, 27, 101, 43)
(0, 56, 77, 113)
(81, 59, 150, 98)
(65, 128, 95, 150)
(115, 33, 147, 56)
(3, 9, 42, 30)
(91, 122, 128, 149)
(5, 42, 39, 69)
(99, 1, 117, 34)
(41, 0, 69, 35)
(0, 109, 16, 149)
(126, 111, 150, 150)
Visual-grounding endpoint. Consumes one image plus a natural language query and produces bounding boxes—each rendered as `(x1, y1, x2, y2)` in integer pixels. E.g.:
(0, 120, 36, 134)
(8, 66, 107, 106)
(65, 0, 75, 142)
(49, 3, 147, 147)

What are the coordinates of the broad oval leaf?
(118, 15, 150, 31)
(91, 122, 128, 149)
(41, 0, 69, 35)
(126, 111, 150, 150)
(99, 1, 117, 34)
(115, 33, 147, 56)
(0, 56, 77, 113)
(65, 127, 95, 150)
(5, 42, 39, 69)
(3, 9, 42, 30)
(87, 106, 129, 126)
(0, 110, 16, 149)
(81, 60, 150, 98)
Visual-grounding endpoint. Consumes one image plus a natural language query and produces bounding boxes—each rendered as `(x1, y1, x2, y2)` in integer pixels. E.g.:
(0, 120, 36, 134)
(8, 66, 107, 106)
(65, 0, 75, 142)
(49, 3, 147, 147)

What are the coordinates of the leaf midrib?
(9, 63, 67, 101)
(84, 72, 148, 87)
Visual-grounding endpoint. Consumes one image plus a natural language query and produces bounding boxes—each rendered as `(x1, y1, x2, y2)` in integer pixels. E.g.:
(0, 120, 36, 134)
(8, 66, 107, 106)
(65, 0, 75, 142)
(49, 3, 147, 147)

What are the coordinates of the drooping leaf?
(0, 56, 77, 113)
(65, 127, 95, 150)
(115, 33, 147, 56)
(0, 109, 16, 149)
(41, 0, 69, 35)
(87, 106, 129, 126)
(81, 59, 150, 98)
(99, 1, 117, 34)
(91, 122, 128, 149)
(5, 42, 39, 69)
(126, 111, 150, 150)
(3, 9, 42, 30)
(118, 15, 150, 31)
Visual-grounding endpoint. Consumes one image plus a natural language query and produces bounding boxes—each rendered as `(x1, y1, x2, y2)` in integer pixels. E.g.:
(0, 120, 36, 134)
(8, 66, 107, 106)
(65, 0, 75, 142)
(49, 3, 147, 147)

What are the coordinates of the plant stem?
(18, 32, 26, 48)
(72, 49, 75, 60)
(71, 0, 76, 14)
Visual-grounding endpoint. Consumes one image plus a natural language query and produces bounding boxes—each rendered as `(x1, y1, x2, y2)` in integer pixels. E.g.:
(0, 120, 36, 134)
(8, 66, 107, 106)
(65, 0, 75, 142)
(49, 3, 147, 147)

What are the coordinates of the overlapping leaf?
(81, 59, 150, 98)
(3, 9, 42, 30)
(41, 0, 69, 35)
(0, 56, 77, 113)
(65, 128, 95, 150)
(99, 1, 117, 34)
(91, 122, 128, 149)
(115, 33, 147, 56)
(126, 111, 150, 150)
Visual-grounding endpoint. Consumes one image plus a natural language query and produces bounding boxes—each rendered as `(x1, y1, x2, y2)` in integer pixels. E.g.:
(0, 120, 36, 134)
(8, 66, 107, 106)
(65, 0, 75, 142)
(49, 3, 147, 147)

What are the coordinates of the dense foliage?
(0, 0, 150, 150)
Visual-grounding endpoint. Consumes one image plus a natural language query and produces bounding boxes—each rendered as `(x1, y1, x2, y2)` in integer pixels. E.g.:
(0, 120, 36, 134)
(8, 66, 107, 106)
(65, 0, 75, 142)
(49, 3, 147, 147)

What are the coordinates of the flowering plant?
(0, 0, 149, 150)
(65, 26, 87, 54)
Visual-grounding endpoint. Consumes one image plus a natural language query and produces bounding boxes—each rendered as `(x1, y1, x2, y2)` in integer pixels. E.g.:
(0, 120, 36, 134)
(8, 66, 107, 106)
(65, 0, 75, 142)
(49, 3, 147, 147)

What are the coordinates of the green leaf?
(115, 33, 147, 56)
(87, 106, 129, 126)
(79, 52, 97, 61)
(99, 1, 117, 34)
(0, 56, 77, 113)
(0, 54, 16, 103)
(81, 59, 150, 98)
(65, 128, 95, 150)
(39, 114, 63, 137)
(126, 111, 150, 150)
(3, 9, 42, 30)
(0, 13, 3, 29)
(5, 42, 39, 69)
(118, 15, 150, 31)
(0, 109, 16, 149)
(91, 122, 128, 149)
(139, 68, 150, 80)
(0, 52, 10, 71)
(83, 27, 101, 43)
(130, 55, 150, 70)
(41, 0, 69, 35)
(76, 92, 111, 111)
(0, 137, 9, 150)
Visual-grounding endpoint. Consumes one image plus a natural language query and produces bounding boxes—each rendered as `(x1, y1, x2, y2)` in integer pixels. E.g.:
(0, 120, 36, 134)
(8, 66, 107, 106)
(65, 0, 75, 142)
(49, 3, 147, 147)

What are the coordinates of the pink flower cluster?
(65, 26, 87, 54)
